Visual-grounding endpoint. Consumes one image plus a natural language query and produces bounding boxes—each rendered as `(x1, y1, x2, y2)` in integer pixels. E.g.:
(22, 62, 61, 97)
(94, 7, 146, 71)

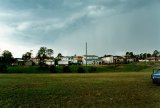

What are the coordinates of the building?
(13, 58, 24, 66)
(31, 58, 39, 65)
(58, 56, 72, 66)
(25, 60, 33, 66)
(31, 58, 55, 66)
(45, 59, 54, 66)
(72, 56, 83, 64)
(82, 55, 101, 65)
(101, 55, 114, 64)
(113, 56, 125, 64)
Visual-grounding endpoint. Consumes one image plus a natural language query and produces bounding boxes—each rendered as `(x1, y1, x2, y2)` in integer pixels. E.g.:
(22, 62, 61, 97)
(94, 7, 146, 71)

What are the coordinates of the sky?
(0, 0, 160, 58)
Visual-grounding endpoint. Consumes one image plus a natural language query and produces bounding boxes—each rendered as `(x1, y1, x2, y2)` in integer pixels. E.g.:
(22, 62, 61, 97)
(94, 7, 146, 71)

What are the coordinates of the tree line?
(1, 47, 160, 67)
(125, 50, 160, 60)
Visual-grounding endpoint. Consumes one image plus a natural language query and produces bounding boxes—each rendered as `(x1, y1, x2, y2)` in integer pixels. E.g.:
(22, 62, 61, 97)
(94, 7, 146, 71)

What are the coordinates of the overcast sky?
(0, 0, 160, 57)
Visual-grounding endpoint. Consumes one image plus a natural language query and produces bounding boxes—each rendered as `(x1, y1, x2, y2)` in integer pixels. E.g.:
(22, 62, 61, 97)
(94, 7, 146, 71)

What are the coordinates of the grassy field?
(0, 72, 160, 108)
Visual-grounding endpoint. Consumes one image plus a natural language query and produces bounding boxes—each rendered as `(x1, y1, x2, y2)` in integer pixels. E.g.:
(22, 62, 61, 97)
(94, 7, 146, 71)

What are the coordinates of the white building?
(113, 56, 125, 64)
(72, 56, 83, 64)
(101, 55, 114, 64)
(58, 56, 72, 66)
(82, 55, 101, 65)
(45, 59, 54, 66)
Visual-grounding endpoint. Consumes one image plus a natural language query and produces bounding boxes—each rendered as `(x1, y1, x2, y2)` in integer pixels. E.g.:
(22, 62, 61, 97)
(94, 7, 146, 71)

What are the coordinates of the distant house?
(138, 56, 160, 62)
(61, 56, 72, 61)
(113, 56, 125, 64)
(45, 59, 54, 66)
(101, 55, 114, 64)
(101, 55, 125, 64)
(148, 56, 160, 62)
(31, 58, 54, 66)
(13, 58, 33, 66)
(124, 56, 135, 63)
(157, 57, 160, 61)
(58, 56, 72, 66)
(31, 58, 39, 65)
(14, 58, 25, 66)
(72, 56, 83, 64)
(82, 55, 101, 65)
(25, 60, 33, 66)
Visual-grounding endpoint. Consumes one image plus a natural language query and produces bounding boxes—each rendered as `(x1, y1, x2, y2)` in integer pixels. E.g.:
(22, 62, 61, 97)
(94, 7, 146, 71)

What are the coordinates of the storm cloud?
(0, 0, 160, 57)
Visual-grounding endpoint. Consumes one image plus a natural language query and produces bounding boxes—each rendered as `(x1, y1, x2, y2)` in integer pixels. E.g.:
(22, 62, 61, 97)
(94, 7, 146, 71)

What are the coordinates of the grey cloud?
(0, 0, 63, 10)
(52, 1, 160, 56)
(0, 0, 160, 57)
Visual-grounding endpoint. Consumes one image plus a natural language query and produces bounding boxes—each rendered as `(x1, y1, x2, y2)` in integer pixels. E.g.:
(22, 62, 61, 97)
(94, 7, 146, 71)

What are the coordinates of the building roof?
(113, 56, 124, 59)
(103, 55, 113, 57)
(73, 56, 83, 58)
(83, 55, 98, 57)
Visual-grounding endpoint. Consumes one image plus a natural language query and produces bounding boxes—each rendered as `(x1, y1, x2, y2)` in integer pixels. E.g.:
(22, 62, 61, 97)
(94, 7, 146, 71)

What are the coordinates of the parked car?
(151, 69, 160, 84)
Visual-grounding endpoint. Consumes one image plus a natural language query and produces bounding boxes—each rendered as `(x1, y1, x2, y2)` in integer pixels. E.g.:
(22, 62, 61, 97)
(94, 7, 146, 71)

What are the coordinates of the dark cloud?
(0, 0, 160, 57)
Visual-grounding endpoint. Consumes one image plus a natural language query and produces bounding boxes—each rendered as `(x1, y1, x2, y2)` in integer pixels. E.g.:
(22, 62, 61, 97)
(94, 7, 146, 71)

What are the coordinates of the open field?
(0, 72, 160, 108)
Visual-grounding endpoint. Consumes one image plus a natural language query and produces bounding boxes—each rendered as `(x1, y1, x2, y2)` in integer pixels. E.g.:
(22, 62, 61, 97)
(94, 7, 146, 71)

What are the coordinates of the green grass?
(0, 72, 159, 108)
(7, 66, 50, 73)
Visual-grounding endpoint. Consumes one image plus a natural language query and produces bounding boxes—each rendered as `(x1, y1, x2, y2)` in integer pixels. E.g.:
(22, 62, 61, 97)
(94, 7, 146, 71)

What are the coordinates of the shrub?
(63, 66, 71, 73)
(88, 66, 97, 73)
(37, 65, 48, 71)
(0, 64, 7, 73)
(50, 65, 56, 73)
(77, 67, 85, 73)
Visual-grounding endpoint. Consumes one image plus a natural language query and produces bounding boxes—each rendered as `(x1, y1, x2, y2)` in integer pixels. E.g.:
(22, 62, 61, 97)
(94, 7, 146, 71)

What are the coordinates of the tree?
(147, 53, 151, 58)
(139, 53, 143, 60)
(153, 50, 159, 57)
(126, 52, 130, 57)
(129, 52, 134, 58)
(153, 50, 159, 61)
(37, 47, 54, 66)
(2, 50, 13, 65)
(22, 52, 32, 60)
(57, 53, 62, 59)
(143, 53, 147, 59)
(126, 52, 134, 58)
(47, 49, 54, 59)
(55, 53, 63, 65)
(37, 47, 47, 65)
(134, 55, 139, 62)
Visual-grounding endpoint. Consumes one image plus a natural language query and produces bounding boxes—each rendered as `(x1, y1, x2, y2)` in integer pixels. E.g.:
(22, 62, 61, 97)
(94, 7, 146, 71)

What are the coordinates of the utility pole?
(86, 42, 87, 67)
(145, 53, 147, 65)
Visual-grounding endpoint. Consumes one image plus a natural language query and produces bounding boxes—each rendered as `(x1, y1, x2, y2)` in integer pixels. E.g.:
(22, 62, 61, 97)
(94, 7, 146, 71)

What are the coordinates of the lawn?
(0, 72, 159, 108)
